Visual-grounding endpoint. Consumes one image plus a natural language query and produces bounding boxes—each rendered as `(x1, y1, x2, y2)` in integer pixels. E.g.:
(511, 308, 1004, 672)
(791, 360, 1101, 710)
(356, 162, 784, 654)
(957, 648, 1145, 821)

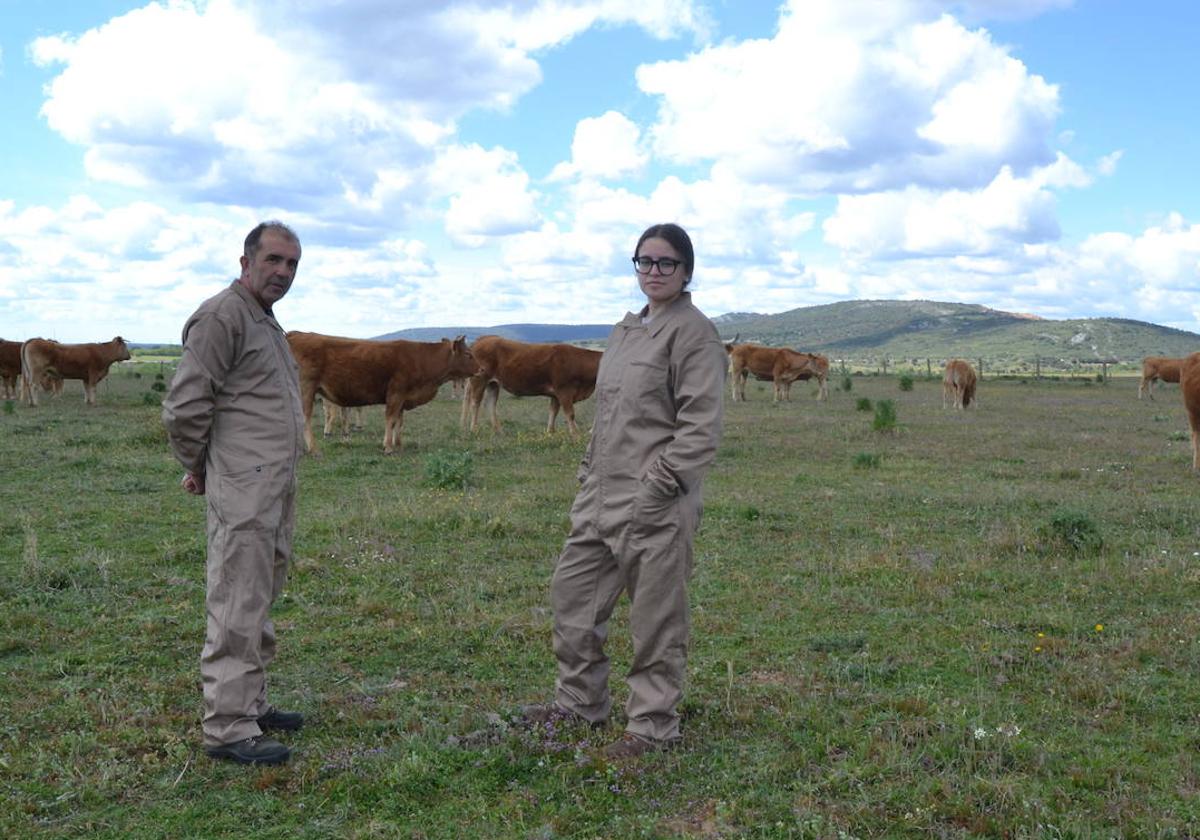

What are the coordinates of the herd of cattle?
(4, 334, 1200, 469)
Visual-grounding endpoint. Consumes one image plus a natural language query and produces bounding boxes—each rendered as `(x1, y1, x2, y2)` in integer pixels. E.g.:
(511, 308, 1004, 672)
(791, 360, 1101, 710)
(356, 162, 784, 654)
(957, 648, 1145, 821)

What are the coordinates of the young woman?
(532, 223, 727, 759)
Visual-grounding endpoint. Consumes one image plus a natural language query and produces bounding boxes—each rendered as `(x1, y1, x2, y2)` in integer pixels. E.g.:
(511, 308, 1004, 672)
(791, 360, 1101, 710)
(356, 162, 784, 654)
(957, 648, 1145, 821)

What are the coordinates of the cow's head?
(448, 335, 480, 378)
(113, 336, 132, 361)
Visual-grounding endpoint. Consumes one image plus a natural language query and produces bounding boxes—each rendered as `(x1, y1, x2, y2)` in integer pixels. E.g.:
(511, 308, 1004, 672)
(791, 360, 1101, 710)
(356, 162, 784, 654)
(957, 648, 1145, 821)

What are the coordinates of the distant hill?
(713, 300, 1200, 363)
(373, 323, 612, 343)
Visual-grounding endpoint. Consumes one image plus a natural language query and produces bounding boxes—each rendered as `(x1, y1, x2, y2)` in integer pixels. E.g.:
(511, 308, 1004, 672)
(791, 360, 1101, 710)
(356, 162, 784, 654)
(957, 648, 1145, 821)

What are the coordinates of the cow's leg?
(461, 375, 481, 431)
(322, 400, 336, 438)
(485, 381, 502, 432)
(547, 395, 561, 433)
(383, 393, 405, 454)
(84, 377, 97, 406)
(561, 395, 580, 435)
(1193, 426, 1200, 470)
(300, 384, 320, 455)
(818, 376, 828, 401)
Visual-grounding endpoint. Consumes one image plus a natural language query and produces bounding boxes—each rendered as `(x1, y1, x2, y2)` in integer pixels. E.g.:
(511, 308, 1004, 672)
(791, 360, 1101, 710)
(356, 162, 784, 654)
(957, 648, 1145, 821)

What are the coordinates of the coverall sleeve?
(161, 313, 236, 476)
(645, 335, 727, 496)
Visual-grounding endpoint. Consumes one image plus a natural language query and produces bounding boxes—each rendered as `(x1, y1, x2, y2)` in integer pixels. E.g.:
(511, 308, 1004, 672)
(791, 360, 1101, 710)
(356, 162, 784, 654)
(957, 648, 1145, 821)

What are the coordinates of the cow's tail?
(963, 379, 976, 408)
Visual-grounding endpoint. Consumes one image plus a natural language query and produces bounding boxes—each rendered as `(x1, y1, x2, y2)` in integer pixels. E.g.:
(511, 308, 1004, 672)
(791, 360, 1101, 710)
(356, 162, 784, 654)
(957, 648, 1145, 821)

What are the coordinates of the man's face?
(240, 230, 301, 309)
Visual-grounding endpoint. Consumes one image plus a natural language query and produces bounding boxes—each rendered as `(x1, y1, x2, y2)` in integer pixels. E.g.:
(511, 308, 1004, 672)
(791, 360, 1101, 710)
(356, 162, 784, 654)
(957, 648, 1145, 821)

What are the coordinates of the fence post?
(978, 358, 984, 379)
(1035, 356, 1040, 379)
(926, 358, 931, 378)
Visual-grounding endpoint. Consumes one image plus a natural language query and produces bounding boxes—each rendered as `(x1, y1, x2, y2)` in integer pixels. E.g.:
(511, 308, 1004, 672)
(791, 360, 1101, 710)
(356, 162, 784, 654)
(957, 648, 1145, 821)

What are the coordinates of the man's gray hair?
(244, 221, 300, 260)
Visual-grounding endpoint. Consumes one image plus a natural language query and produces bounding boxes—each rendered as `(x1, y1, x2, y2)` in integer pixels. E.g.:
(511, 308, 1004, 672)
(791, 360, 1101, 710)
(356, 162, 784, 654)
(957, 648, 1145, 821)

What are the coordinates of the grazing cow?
(942, 359, 977, 410)
(460, 335, 602, 434)
(728, 343, 829, 402)
(286, 331, 478, 455)
(1181, 353, 1200, 470)
(1139, 356, 1184, 400)
(20, 336, 130, 406)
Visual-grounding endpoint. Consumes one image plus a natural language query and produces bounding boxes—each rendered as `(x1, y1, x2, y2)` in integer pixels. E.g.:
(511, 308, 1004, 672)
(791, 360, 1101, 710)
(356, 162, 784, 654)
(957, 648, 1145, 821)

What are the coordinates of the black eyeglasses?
(632, 256, 681, 276)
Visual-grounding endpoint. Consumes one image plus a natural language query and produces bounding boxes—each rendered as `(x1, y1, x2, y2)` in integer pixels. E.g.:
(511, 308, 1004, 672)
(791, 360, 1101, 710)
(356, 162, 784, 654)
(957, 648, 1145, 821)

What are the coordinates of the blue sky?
(1, 0, 1197, 344)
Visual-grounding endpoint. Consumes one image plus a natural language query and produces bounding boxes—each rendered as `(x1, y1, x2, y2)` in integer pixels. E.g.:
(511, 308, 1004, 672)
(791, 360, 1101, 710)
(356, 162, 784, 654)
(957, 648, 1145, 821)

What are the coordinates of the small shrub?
(155, 372, 165, 381)
(142, 392, 161, 406)
(3, 400, 13, 416)
(150, 380, 167, 393)
(1169, 430, 1189, 442)
(873, 399, 898, 433)
(738, 505, 761, 521)
(424, 450, 474, 490)
(853, 452, 880, 469)
(1152, 414, 1169, 423)
(841, 376, 853, 392)
(1041, 509, 1102, 554)
(898, 374, 914, 392)
(855, 397, 872, 412)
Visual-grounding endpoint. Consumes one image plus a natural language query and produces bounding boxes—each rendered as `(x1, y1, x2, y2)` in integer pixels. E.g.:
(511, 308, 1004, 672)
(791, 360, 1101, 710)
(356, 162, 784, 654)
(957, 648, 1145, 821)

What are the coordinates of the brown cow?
(728, 343, 829, 402)
(0, 338, 21, 399)
(20, 336, 130, 406)
(461, 335, 602, 434)
(2, 338, 65, 400)
(1139, 356, 1184, 400)
(942, 359, 977, 410)
(1181, 353, 1200, 469)
(286, 331, 478, 455)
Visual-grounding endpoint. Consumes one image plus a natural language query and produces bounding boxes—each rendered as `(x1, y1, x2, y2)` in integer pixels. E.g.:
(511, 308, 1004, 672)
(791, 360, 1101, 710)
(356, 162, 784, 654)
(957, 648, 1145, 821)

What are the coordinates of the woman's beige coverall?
(162, 281, 305, 748)
(551, 291, 726, 743)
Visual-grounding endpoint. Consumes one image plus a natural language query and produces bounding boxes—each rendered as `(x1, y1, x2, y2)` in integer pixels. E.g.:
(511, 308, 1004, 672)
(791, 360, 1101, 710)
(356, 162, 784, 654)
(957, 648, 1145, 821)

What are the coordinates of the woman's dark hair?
(634, 223, 694, 288)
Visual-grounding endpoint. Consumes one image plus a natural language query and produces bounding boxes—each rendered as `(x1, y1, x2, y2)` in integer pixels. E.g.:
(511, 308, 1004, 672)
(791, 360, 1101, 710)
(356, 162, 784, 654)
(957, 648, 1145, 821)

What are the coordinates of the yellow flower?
(1034, 646, 1043, 653)
(1036, 632, 1045, 639)
(1094, 624, 1104, 632)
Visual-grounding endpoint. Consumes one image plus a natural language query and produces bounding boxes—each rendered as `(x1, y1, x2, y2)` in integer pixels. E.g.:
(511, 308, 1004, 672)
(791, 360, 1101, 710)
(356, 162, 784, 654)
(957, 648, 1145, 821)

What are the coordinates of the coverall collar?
(230, 280, 278, 324)
(623, 292, 695, 338)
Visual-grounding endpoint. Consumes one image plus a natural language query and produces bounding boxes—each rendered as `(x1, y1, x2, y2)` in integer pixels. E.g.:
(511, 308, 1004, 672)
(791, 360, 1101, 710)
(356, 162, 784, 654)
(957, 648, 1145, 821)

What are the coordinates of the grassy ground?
(2, 367, 1199, 838)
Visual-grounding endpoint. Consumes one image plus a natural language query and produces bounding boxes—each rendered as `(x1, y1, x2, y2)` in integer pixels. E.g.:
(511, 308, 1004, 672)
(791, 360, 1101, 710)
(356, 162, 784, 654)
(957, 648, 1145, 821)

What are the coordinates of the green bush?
(3, 400, 14, 416)
(873, 399, 898, 433)
(841, 375, 853, 392)
(898, 375, 914, 391)
(853, 452, 880, 469)
(1040, 509, 1103, 554)
(142, 392, 161, 406)
(424, 450, 474, 491)
(150, 380, 167, 393)
(855, 397, 872, 412)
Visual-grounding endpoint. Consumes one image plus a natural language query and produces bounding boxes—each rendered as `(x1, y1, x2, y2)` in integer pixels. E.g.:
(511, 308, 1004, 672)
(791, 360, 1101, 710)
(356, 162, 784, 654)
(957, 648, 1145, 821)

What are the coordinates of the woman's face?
(635, 237, 687, 311)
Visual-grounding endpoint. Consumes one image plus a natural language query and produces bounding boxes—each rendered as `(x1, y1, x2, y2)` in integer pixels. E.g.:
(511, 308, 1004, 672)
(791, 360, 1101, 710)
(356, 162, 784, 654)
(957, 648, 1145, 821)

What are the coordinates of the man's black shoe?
(259, 708, 304, 732)
(205, 736, 291, 765)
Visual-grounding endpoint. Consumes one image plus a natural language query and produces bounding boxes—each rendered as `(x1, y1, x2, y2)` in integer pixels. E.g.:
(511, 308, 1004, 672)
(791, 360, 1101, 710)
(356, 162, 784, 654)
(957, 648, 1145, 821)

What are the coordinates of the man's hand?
(181, 472, 206, 495)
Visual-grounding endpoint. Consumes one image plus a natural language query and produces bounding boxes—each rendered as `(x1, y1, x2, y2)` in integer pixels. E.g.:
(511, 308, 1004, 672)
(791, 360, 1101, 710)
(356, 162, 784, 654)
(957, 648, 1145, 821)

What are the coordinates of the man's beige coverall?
(162, 281, 305, 748)
(551, 292, 726, 743)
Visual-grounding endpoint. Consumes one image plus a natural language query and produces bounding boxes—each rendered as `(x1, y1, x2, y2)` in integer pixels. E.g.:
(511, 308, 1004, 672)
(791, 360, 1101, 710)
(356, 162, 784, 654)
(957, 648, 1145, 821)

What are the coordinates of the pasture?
(3, 367, 1200, 838)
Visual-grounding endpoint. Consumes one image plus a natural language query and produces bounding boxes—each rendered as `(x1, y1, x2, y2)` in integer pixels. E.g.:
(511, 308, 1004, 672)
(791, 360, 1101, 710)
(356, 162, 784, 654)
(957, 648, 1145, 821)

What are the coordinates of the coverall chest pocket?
(623, 359, 669, 405)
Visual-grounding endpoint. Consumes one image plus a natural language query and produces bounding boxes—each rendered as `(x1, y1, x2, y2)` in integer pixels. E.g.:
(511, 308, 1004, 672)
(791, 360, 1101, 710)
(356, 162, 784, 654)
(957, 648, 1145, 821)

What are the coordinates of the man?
(162, 221, 307, 765)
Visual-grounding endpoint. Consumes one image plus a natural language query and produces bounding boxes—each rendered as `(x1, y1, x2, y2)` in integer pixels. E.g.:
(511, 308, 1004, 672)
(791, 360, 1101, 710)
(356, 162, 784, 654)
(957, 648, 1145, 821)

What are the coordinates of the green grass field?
(3, 367, 1200, 838)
